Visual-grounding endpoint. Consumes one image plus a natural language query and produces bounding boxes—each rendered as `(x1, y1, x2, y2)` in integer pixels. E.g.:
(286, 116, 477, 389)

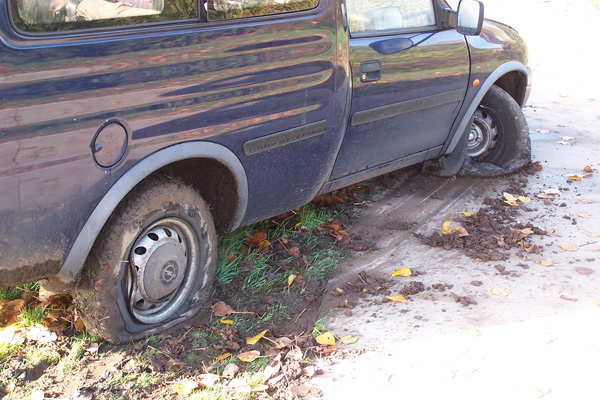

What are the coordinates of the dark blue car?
(0, 0, 531, 342)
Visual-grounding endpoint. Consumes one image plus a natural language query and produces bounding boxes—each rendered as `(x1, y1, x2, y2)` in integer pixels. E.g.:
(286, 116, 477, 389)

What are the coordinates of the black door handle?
(360, 61, 381, 82)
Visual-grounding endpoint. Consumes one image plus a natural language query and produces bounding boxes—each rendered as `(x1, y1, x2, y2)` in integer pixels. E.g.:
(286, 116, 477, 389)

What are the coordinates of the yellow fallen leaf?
(386, 294, 407, 303)
(315, 332, 336, 346)
(339, 335, 358, 345)
(246, 329, 268, 345)
(586, 231, 600, 238)
(287, 274, 297, 288)
(459, 211, 474, 216)
(237, 350, 261, 363)
(558, 242, 579, 252)
(392, 267, 412, 277)
(460, 328, 481, 337)
(504, 199, 519, 206)
(568, 175, 582, 181)
(442, 220, 453, 234)
(521, 227, 533, 235)
(172, 379, 199, 395)
(219, 319, 233, 324)
(518, 196, 531, 203)
(215, 352, 231, 361)
(534, 259, 553, 267)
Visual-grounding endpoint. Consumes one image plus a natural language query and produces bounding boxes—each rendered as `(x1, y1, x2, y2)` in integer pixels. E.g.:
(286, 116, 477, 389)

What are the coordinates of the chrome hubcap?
(128, 218, 199, 324)
(467, 108, 499, 160)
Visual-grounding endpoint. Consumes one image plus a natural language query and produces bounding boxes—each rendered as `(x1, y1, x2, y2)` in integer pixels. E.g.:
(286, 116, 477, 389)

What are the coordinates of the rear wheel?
(74, 177, 217, 343)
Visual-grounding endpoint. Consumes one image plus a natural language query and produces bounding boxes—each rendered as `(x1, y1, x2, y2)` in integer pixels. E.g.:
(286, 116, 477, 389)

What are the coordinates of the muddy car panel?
(0, 0, 530, 290)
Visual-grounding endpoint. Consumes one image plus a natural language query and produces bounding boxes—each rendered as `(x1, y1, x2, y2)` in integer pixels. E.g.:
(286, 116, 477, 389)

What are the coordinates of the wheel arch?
(444, 61, 529, 155)
(44, 141, 248, 292)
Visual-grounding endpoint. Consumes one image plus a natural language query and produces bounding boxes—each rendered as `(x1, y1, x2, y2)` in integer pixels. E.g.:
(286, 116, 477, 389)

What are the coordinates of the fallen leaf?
(532, 161, 543, 170)
(339, 335, 358, 345)
(491, 287, 511, 297)
(287, 274, 297, 288)
(198, 374, 219, 388)
(441, 220, 453, 234)
(545, 188, 562, 195)
(503, 192, 519, 206)
(518, 196, 531, 203)
(557, 140, 572, 145)
(220, 319, 233, 325)
(521, 227, 533, 235)
(215, 352, 231, 361)
(211, 301, 235, 317)
(386, 294, 407, 303)
(534, 259, 553, 267)
(558, 242, 579, 252)
(392, 267, 412, 277)
(74, 318, 86, 333)
(561, 136, 575, 141)
(263, 355, 281, 383)
(575, 267, 594, 275)
(558, 294, 578, 302)
(0, 299, 25, 328)
(583, 165, 593, 172)
(536, 193, 554, 200)
(460, 328, 481, 337)
(581, 199, 598, 204)
(222, 363, 240, 379)
(456, 227, 470, 237)
(567, 175, 582, 181)
(536, 128, 551, 134)
(225, 253, 237, 262)
(172, 379, 199, 395)
(577, 213, 594, 218)
(459, 211, 474, 216)
(274, 336, 293, 349)
(285, 346, 303, 361)
(246, 231, 270, 248)
(246, 329, 268, 345)
(585, 231, 600, 238)
(315, 332, 336, 346)
(237, 350, 261, 363)
(288, 247, 301, 258)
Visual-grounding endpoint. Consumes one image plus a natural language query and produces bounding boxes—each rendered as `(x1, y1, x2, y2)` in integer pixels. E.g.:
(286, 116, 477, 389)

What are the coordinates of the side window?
(12, 0, 197, 32)
(207, 0, 319, 20)
(345, 0, 435, 34)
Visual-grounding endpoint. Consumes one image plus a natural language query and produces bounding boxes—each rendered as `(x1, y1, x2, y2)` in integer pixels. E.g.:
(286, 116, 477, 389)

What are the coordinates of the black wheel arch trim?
(46, 142, 248, 291)
(443, 61, 529, 156)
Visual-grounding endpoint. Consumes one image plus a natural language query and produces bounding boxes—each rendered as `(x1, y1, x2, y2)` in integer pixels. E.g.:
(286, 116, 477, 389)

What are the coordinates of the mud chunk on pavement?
(400, 281, 425, 296)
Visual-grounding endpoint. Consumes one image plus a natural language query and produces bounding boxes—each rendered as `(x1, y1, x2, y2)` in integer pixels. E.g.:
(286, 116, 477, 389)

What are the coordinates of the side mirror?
(456, 0, 484, 36)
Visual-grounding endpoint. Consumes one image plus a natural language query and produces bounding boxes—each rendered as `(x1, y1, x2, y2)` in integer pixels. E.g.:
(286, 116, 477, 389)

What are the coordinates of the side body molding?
(48, 142, 248, 289)
(444, 61, 529, 155)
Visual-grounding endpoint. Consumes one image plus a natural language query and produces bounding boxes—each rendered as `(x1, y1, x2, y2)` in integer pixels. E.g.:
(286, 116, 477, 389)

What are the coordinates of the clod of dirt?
(400, 281, 425, 296)
(450, 293, 478, 307)
(471, 280, 483, 286)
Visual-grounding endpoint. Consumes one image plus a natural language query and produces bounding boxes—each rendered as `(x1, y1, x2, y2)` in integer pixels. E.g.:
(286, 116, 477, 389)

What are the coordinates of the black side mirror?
(456, 0, 484, 36)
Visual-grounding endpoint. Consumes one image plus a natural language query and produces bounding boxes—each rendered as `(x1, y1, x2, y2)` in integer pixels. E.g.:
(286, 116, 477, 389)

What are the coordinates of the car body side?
(0, 0, 530, 291)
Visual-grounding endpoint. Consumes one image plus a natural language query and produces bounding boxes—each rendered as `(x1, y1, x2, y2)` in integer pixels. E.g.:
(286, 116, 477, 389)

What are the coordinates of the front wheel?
(461, 85, 531, 175)
(74, 178, 217, 343)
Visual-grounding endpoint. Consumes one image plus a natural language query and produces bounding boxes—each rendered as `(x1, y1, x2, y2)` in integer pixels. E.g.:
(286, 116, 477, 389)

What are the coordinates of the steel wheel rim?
(127, 217, 199, 324)
(467, 107, 499, 160)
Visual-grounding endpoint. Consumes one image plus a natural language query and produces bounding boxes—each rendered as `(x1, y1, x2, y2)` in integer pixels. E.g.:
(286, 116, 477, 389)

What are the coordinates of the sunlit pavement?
(312, 1, 600, 398)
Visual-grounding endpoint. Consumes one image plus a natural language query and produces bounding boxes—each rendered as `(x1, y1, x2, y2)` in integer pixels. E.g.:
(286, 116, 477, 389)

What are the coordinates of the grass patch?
(0, 282, 39, 301)
(57, 340, 84, 377)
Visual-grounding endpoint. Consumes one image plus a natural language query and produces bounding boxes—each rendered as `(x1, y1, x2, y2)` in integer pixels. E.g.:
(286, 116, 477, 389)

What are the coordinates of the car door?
(330, 0, 471, 179)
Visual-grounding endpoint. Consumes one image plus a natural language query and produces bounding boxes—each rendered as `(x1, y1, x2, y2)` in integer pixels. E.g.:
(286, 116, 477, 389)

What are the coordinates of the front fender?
(43, 142, 248, 292)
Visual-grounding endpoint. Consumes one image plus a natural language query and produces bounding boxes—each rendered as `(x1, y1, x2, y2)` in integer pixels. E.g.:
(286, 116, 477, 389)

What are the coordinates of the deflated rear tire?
(74, 178, 217, 343)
